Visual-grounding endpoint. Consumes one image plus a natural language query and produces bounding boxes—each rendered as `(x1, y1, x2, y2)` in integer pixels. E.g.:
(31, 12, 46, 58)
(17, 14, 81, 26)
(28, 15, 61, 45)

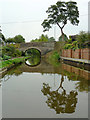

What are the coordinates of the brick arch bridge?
(19, 42, 55, 55)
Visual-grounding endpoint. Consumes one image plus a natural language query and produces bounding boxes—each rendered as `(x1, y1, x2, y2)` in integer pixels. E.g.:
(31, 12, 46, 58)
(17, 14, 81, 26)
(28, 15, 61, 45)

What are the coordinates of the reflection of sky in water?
(26, 60, 31, 65)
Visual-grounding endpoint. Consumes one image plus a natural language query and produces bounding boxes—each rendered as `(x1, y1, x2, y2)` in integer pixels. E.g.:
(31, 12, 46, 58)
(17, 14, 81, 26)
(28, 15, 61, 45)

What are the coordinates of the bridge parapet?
(19, 42, 55, 55)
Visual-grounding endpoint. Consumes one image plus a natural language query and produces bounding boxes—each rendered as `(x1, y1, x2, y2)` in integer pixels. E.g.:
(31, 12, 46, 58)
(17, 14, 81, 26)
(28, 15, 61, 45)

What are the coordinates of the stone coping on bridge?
(61, 56, 90, 64)
(19, 41, 55, 55)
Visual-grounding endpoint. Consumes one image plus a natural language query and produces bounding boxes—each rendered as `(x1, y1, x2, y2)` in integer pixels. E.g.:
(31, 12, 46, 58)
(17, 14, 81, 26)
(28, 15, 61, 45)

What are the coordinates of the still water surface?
(0, 58, 89, 118)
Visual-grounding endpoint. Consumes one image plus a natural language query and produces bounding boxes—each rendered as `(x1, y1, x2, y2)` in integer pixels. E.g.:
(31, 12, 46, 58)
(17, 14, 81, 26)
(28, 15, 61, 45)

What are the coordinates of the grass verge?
(0, 57, 29, 69)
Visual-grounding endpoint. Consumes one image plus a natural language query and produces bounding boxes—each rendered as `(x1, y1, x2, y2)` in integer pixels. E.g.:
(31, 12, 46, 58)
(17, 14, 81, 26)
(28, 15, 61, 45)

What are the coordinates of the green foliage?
(49, 51, 60, 63)
(66, 38, 72, 43)
(2, 44, 22, 57)
(26, 48, 41, 57)
(41, 0, 79, 41)
(64, 44, 72, 49)
(48, 37, 55, 42)
(0, 57, 27, 68)
(6, 38, 14, 44)
(27, 56, 41, 66)
(0, 33, 5, 41)
(64, 31, 89, 50)
(39, 34, 48, 42)
(59, 34, 68, 41)
(0, 33, 6, 45)
(14, 35, 25, 43)
(3, 55, 11, 60)
(76, 31, 89, 48)
(64, 40, 78, 50)
(0, 57, 3, 60)
(6, 35, 25, 44)
(31, 34, 49, 42)
(53, 51, 60, 59)
(31, 34, 55, 42)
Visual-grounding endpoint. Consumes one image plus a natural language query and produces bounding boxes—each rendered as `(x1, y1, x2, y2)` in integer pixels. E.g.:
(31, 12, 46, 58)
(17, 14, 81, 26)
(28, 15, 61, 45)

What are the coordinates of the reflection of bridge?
(19, 60, 61, 74)
(19, 60, 90, 80)
(19, 42, 55, 55)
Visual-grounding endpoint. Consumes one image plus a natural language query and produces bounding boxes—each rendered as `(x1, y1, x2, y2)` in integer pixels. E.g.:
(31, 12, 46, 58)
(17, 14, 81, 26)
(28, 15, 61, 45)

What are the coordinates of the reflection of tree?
(26, 48, 41, 57)
(75, 78, 89, 92)
(27, 56, 40, 66)
(7, 65, 23, 76)
(1, 65, 23, 81)
(41, 75, 78, 114)
(26, 48, 41, 66)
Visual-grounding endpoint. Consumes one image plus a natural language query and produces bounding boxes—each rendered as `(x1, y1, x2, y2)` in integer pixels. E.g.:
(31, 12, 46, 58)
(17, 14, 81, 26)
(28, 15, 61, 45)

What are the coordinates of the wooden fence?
(62, 48, 90, 60)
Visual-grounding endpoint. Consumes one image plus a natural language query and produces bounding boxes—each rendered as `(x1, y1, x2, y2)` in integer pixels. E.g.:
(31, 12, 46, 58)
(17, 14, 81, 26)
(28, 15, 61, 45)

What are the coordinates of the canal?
(0, 57, 89, 118)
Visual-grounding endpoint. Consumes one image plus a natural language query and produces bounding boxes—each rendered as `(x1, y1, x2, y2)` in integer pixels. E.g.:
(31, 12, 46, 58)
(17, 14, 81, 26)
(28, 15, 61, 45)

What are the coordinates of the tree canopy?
(41, 1, 79, 41)
(14, 35, 25, 43)
(31, 34, 55, 42)
(41, 75, 78, 114)
(6, 35, 25, 44)
(0, 33, 5, 41)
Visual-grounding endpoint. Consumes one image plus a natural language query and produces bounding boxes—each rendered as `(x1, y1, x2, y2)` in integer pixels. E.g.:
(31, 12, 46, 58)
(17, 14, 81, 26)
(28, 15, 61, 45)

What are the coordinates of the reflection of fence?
(62, 63, 90, 80)
(62, 48, 90, 60)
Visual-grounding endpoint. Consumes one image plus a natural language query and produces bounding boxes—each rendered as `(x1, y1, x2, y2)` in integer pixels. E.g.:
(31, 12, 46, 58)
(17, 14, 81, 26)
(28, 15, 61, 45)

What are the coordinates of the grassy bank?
(0, 57, 29, 69)
(43, 51, 60, 67)
(43, 41, 63, 66)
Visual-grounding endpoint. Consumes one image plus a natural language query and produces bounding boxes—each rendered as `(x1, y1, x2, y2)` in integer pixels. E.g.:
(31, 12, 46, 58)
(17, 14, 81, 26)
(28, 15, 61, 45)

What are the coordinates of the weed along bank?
(0, 57, 29, 77)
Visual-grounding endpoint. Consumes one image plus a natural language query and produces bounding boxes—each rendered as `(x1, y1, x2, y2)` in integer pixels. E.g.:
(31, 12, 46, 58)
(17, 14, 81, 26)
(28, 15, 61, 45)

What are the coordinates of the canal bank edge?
(0, 57, 29, 78)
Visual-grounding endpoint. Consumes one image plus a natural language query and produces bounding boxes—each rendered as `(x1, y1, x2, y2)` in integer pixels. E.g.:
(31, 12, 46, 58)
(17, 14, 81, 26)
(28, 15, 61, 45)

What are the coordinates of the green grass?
(0, 57, 29, 69)
(47, 51, 61, 67)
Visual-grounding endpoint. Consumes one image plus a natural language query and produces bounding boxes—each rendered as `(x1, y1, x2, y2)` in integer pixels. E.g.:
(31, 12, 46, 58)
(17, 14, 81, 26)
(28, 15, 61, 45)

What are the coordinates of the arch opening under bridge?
(25, 47, 41, 56)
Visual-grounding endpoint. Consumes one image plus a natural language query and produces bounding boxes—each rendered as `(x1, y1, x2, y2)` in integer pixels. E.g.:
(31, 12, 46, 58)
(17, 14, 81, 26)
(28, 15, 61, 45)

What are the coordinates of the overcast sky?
(0, 0, 89, 42)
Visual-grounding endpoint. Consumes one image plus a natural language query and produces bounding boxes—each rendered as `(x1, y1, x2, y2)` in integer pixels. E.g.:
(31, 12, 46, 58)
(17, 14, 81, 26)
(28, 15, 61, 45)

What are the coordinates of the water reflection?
(1, 58, 90, 92)
(41, 75, 78, 114)
(1, 58, 89, 118)
(62, 64, 90, 92)
(25, 56, 41, 67)
(25, 48, 41, 67)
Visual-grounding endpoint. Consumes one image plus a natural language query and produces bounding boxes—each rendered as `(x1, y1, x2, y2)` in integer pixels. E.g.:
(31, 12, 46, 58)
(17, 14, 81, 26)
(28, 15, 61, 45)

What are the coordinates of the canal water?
(0, 58, 89, 118)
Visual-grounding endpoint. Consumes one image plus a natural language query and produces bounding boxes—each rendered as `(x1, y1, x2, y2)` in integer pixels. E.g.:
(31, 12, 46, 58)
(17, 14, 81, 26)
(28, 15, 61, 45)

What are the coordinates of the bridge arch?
(19, 42, 55, 55)
(25, 47, 41, 56)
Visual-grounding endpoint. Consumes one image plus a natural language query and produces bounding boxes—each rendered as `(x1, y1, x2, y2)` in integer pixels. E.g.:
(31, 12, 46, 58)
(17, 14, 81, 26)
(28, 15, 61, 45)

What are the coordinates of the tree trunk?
(61, 28, 64, 41)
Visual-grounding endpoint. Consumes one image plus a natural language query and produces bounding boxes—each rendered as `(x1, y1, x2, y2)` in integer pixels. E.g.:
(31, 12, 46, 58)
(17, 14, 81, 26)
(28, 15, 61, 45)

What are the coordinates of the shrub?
(0, 57, 3, 60)
(76, 31, 88, 49)
(3, 55, 11, 60)
(64, 44, 72, 49)
(50, 51, 60, 61)
(2, 44, 22, 57)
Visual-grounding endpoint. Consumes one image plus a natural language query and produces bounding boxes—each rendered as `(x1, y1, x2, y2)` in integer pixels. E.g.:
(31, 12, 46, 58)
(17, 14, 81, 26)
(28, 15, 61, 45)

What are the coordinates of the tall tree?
(41, 1, 79, 41)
